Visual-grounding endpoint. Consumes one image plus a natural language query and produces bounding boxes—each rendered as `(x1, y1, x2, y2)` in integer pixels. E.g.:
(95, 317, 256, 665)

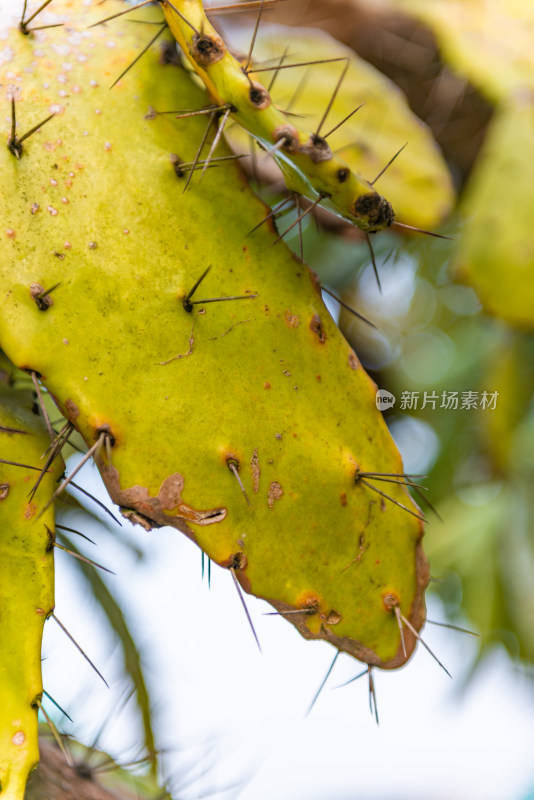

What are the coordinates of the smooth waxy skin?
(0, 0, 427, 691)
(0, 373, 63, 799)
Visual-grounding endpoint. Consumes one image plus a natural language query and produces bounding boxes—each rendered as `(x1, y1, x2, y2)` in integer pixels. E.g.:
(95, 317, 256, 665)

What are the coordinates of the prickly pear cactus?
(0, 0, 430, 793)
(0, 359, 63, 799)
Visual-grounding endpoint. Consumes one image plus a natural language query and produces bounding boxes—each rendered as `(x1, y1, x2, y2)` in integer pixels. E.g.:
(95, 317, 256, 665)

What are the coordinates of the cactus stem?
(182, 112, 217, 192)
(227, 458, 251, 506)
(89, 0, 155, 30)
(229, 566, 261, 651)
(356, 475, 426, 522)
(30, 371, 54, 441)
(42, 690, 73, 722)
(29, 422, 73, 502)
(321, 287, 376, 329)
(165, 0, 201, 35)
(7, 97, 56, 159)
(69, 479, 123, 526)
(34, 697, 74, 766)
(273, 195, 323, 245)
(364, 233, 382, 293)
(38, 432, 109, 518)
(370, 143, 408, 186)
(182, 265, 211, 311)
(110, 24, 167, 89)
(323, 104, 365, 140)
(199, 106, 232, 179)
(49, 613, 109, 687)
(19, 0, 53, 34)
(315, 58, 350, 138)
(56, 523, 96, 546)
(306, 651, 340, 716)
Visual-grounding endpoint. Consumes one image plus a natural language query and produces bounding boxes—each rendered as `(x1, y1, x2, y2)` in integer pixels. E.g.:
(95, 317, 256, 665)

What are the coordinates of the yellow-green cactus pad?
(454, 92, 534, 329)
(0, 0, 427, 669)
(0, 366, 63, 799)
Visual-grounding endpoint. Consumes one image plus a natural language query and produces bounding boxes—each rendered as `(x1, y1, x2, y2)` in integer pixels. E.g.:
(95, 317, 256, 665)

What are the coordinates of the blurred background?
(9, 0, 534, 796)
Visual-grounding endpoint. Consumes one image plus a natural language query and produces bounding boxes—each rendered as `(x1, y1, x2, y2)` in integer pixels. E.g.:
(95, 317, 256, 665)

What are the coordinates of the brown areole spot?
(310, 313, 326, 343)
(190, 33, 225, 66)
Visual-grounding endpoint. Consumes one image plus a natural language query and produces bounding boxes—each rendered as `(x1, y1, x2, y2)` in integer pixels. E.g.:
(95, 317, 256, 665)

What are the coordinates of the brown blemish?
(64, 398, 79, 420)
(310, 314, 326, 343)
(339, 492, 347, 506)
(98, 464, 226, 537)
(284, 310, 299, 328)
(299, 134, 332, 164)
(326, 610, 341, 625)
(348, 351, 359, 370)
(268, 480, 283, 508)
(190, 33, 225, 66)
(0, 484, 9, 500)
(263, 381, 271, 389)
(354, 192, 395, 231)
(120, 508, 157, 531)
(159, 39, 181, 66)
(6, 228, 16, 239)
(24, 503, 36, 520)
(337, 167, 350, 183)
(35, 608, 46, 616)
(249, 82, 271, 109)
(251, 448, 260, 494)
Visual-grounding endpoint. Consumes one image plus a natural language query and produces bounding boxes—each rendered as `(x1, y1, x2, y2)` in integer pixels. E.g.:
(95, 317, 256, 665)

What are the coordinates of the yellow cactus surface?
(0, 371, 63, 799)
(0, 0, 427, 677)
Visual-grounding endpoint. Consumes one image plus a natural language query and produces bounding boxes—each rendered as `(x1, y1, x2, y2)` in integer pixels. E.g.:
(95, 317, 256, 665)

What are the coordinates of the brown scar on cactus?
(96, 465, 227, 533)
